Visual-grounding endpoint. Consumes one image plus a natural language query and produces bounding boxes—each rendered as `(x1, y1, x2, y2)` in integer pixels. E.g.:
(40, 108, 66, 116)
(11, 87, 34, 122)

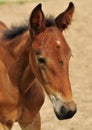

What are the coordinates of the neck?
(6, 30, 35, 91)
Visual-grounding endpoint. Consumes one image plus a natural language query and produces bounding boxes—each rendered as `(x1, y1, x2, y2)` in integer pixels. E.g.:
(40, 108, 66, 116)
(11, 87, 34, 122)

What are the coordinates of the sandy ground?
(0, 0, 92, 130)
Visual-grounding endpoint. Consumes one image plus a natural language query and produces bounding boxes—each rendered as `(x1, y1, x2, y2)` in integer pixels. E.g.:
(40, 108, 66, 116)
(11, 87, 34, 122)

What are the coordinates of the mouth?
(54, 110, 64, 120)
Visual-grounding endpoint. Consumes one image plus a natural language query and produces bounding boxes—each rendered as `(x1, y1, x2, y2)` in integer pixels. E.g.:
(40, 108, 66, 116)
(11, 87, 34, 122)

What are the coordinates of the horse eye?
(38, 58, 46, 64)
(59, 60, 63, 65)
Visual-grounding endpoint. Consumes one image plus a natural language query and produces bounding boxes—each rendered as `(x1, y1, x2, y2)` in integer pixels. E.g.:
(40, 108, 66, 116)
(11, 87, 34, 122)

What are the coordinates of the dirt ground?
(0, 0, 92, 130)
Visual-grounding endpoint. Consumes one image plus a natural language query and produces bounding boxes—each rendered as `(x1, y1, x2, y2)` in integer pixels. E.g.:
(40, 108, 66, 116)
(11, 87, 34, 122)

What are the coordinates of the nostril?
(60, 103, 77, 119)
(61, 106, 66, 115)
(64, 110, 75, 119)
(63, 105, 77, 119)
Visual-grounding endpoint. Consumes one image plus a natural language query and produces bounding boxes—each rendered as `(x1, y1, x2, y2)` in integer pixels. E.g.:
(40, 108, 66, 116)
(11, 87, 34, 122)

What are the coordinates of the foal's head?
(29, 3, 77, 120)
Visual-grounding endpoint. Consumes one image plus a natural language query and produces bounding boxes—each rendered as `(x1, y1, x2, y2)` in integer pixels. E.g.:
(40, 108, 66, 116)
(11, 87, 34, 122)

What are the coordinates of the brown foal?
(0, 2, 76, 130)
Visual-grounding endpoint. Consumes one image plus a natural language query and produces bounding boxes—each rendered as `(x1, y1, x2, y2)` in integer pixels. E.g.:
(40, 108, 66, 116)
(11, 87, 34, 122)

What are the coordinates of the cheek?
(43, 66, 61, 89)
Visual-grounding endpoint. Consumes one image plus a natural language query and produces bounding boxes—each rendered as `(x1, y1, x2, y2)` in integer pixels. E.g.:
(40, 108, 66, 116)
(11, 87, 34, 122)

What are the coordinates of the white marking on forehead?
(56, 40, 61, 46)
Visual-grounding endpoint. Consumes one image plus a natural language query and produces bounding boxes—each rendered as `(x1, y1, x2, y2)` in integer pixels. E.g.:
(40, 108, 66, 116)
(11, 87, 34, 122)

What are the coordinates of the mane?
(4, 24, 28, 40)
(3, 15, 55, 40)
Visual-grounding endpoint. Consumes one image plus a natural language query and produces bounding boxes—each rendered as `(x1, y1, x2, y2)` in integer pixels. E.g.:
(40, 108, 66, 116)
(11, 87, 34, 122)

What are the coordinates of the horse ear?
(30, 3, 45, 36)
(55, 2, 75, 31)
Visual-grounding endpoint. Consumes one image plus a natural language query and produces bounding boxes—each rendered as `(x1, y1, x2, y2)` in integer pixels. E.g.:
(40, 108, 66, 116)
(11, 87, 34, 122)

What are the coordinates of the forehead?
(33, 27, 71, 57)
